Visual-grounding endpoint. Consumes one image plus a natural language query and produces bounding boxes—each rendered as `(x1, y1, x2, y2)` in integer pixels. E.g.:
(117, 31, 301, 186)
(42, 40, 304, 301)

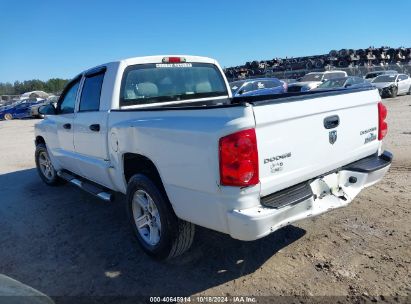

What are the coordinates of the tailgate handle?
(324, 115, 340, 129)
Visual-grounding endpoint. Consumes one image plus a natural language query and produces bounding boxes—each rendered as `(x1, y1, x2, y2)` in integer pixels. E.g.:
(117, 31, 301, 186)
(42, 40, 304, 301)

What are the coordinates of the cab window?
(79, 72, 105, 112)
(56, 78, 80, 114)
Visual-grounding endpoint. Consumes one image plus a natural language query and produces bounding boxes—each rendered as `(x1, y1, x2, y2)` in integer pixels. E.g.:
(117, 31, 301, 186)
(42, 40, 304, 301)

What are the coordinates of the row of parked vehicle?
(229, 70, 411, 99)
(0, 96, 58, 121)
(224, 46, 411, 79)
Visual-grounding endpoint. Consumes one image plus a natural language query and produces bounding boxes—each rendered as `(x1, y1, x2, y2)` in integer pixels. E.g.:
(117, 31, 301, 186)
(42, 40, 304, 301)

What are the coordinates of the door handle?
(63, 123, 71, 130)
(323, 115, 340, 129)
(89, 124, 100, 132)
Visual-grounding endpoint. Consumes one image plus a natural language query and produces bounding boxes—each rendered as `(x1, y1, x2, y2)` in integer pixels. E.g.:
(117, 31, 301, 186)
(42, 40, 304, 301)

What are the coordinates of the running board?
(57, 171, 114, 202)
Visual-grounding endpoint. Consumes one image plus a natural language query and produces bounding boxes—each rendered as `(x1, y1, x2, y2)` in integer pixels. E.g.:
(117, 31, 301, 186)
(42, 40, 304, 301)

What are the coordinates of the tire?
(390, 86, 398, 98)
(407, 86, 411, 95)
(4, 113, 13, 120)
(126, 174, 195, 260)
(35, 143, 61, 186)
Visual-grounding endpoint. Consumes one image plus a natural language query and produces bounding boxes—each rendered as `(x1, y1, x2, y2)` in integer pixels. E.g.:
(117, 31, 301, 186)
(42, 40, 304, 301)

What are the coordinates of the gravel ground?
(0, 96, 410, 302)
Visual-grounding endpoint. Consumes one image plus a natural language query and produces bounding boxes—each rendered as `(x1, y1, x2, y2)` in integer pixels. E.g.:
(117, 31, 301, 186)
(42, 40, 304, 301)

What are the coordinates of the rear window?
(324, 72, 346, 81)
(301, 73, 323, 82)
(120, 63, 228, 106)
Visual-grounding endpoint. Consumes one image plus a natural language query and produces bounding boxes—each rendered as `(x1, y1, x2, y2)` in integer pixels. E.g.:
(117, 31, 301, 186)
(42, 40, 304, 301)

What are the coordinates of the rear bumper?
(226, 151, 392, 241)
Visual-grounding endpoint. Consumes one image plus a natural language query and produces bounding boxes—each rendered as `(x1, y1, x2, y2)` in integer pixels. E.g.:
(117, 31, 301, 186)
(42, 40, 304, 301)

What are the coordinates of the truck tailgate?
(252, 89, 382, 197)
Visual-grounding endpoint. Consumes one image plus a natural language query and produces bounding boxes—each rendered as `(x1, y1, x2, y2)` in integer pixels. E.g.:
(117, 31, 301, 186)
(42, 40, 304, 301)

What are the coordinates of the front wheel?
(126, 174, 195, 260)
(390, 86, 398, 98)
(4, 113, 13, 120)
(35, 143, 61, 186)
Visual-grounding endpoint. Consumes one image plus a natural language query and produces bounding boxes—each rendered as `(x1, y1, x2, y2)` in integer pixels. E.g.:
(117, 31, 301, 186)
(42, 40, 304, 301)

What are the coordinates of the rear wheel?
(35, 143, 61, 186)
(4, 113, 13, 120)
(126, 174, 195, 260)
(407, 85, 411, 95)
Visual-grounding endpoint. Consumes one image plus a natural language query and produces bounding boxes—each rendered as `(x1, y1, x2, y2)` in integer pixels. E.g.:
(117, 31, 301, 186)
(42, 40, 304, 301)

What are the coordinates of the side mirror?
(345, 83, 352, 88)
(38, 104, 56, 115)
(238, 89, 244, 95)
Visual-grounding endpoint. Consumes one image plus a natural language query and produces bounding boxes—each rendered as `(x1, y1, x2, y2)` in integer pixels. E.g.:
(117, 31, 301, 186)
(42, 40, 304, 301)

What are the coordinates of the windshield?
(365, 72, 382, 79)
(300, 73, 323, 82)
(230, 80, 246, 93)
(318, 78, 346, 88)
(120, 63, 228, 106)
(372, 75, 397, 83)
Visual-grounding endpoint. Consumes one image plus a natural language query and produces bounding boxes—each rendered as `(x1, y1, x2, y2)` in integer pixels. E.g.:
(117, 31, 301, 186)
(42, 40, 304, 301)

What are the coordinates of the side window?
(263, 80, 282, 88)
(256, 81, 266, 90)
(79, 72, 105, 112)
(345, 78, 354, 86)
(356, 77, 365, 84)
(398, 75, 407, 81)
(57, 79, 80, 114)
(241, 82, 256, 93)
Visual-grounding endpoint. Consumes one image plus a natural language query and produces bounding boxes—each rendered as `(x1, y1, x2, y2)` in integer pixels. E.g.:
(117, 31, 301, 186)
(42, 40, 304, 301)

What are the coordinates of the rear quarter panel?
(107, 105, 258, 233)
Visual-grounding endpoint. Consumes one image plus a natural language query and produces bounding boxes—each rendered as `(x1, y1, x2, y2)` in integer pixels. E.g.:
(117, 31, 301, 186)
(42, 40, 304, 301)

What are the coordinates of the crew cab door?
(46, 77, 81, 173)
(72, 67, 112, 188)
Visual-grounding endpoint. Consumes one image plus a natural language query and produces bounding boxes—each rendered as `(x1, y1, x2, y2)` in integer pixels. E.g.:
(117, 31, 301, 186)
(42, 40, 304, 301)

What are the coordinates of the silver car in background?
(288, 70, 348, 92)
(364, 70, 398, 82)
(371, 74, 411, 98)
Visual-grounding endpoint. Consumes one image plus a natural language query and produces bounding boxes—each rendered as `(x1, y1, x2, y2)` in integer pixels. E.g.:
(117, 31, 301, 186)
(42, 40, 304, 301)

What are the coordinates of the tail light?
(378, 102, 388, 140)
(219, 129, 259, 187)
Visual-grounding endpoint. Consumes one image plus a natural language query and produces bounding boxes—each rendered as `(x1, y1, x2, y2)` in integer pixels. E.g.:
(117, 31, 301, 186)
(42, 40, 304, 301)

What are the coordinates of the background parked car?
(0, 99, 44, 120)
(364, 70, 398, 82)
(29, 96, 59, 118)
(288, 70, 348, 92)
(230, 78, 287, 97)
(312, 76, 372, 91)
(371, 74, 411, 98)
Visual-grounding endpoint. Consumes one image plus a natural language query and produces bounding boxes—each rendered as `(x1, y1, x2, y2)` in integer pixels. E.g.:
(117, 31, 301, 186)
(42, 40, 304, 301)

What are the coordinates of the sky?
(1, 0, 411, 83)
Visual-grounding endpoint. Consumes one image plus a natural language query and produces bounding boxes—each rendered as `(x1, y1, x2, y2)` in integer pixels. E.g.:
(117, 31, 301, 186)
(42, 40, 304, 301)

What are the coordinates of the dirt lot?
(0, 96, 410, 302)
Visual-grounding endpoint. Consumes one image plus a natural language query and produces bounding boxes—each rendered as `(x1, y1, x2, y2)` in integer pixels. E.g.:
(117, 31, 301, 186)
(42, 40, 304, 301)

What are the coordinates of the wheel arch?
(123, 153, 168, 198)
(35, 136, 46, 146)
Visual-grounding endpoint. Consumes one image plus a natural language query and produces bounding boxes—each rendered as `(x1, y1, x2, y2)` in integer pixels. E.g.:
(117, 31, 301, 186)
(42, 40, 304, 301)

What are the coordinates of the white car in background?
(364, 70, 398, 82)
(288, 70, 348, 92)
(371, 73, 411, 98)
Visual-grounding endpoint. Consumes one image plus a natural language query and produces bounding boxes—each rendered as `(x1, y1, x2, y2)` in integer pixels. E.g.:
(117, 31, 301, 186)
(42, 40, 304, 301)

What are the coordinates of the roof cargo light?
(162, 57, 186, 63)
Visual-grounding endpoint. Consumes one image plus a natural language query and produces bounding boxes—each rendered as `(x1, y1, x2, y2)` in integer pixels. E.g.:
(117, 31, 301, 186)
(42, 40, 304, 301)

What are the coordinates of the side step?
(57, 171, 114, 202)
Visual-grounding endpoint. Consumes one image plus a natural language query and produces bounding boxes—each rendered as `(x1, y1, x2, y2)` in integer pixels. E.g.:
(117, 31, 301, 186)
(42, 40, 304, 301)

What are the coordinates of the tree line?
(0, 78, 69, 96)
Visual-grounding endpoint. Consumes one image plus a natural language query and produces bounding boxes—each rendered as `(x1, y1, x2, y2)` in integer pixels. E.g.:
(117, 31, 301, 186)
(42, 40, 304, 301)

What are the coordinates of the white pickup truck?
(35, 55, 392, 259)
